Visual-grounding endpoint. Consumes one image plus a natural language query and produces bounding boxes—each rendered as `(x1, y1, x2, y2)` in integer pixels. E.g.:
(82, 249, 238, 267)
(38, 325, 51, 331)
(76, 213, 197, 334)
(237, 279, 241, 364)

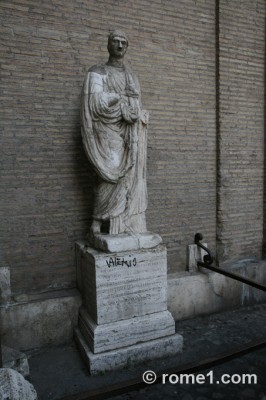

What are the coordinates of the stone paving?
(28, 303, 266, 400)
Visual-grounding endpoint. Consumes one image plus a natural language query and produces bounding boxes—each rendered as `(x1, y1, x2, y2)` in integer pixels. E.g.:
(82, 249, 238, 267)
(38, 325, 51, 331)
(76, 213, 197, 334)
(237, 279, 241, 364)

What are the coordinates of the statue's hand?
(121, 103, 139, 125)
(106, 93, 121, 107)
(125, 88, 139, 99)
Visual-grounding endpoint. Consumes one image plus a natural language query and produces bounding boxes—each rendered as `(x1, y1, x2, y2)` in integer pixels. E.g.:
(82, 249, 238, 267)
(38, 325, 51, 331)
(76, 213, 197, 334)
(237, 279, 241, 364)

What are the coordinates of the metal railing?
(195, 233, 266, 292)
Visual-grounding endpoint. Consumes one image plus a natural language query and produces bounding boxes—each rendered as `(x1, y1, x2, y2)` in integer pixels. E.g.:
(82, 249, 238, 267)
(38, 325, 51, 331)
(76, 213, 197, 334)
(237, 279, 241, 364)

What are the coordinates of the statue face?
(108, 35, 128, 58)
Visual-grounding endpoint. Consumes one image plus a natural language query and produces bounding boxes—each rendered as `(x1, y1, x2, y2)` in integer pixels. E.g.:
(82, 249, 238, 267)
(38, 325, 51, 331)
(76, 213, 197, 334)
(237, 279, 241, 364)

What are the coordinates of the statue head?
(107, 30, 128, 59)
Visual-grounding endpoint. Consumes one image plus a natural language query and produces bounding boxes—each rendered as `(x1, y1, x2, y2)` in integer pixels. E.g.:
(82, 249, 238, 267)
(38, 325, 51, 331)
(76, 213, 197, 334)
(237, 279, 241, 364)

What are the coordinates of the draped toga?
(81, 63, 148, 235)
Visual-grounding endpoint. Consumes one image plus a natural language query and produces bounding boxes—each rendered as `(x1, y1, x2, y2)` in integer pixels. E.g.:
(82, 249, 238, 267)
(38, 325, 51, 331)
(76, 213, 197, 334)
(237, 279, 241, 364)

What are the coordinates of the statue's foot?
(91, 220, 102, 234)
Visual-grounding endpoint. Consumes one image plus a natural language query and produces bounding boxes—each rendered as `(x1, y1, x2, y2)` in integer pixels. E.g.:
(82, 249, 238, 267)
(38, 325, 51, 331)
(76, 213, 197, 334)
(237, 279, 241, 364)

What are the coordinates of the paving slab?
(27, 303, 266, 400)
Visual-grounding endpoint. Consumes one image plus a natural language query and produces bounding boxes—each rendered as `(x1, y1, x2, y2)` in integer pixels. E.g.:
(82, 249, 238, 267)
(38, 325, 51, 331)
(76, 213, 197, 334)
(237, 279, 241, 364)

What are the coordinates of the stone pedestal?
(75, 240, 183, 374)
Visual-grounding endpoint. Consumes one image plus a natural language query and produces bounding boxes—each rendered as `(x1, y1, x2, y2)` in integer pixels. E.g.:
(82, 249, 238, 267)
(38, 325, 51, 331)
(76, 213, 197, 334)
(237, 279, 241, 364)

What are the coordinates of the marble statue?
(76, 33, 182, 374)
(81, 30, 149, 237)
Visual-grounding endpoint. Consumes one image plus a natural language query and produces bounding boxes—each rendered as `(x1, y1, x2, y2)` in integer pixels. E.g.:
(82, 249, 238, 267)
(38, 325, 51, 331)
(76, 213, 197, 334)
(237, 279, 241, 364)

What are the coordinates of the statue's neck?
(107, 57, 124, 68)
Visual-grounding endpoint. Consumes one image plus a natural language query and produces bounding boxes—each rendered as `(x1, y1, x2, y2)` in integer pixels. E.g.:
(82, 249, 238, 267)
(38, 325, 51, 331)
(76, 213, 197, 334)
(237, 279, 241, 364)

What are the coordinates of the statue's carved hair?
(108, 30, 128, 46)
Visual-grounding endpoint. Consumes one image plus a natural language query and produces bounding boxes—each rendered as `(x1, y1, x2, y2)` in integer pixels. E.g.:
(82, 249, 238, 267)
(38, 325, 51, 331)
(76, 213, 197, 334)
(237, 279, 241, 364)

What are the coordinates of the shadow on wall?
(73, 111, 96, 234)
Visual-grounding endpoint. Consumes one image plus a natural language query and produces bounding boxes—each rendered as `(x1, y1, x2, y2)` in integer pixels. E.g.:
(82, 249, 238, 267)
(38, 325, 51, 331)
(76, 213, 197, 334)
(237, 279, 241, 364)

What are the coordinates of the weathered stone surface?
(218, 0, 265, 264)
(82, 30, 149, 238)
(168, 260, 266, 321)
(0, 267, 11, 304)
(1, 0, 266, 299)
(2, 346, 29, 377)
(91, 233, 139, 253)
(186, 243, 208, 272)
(0, 290, 81, 350)
(138, 232, 162, 249)
(89, 232, 162, 253)
(2, 261, 265, 352)
(76, 242, 168, 324)
(76, 240, 183, 374)
(75, 328, 183, 375)
(79, 307, 175, 353)
(0, 368, 38, 400)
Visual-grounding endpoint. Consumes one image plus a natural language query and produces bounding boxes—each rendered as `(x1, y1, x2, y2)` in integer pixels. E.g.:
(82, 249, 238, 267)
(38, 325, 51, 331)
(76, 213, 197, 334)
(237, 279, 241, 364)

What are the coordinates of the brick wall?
(0, 0, 264, 296)
(217, 0, 265, 264)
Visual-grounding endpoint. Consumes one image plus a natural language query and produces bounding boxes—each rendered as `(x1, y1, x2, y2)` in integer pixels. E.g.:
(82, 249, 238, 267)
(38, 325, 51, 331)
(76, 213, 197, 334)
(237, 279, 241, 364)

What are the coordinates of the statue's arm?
(89, 72, 121, 109)
(87, 70, 140, 125)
